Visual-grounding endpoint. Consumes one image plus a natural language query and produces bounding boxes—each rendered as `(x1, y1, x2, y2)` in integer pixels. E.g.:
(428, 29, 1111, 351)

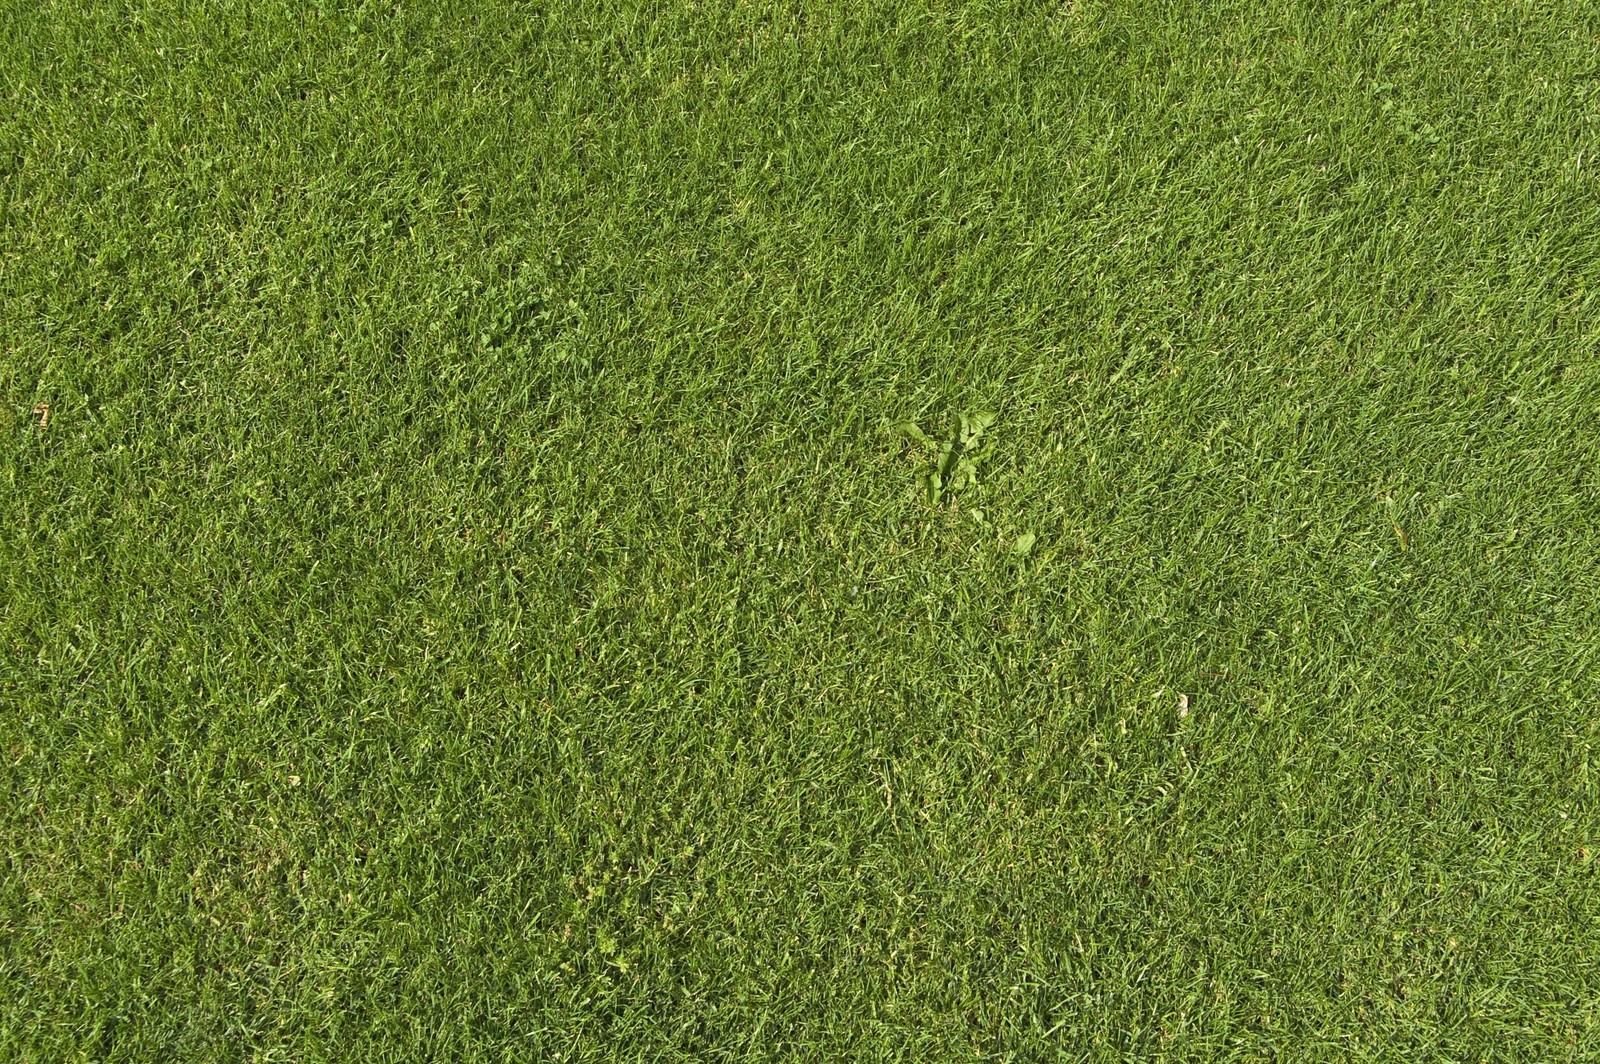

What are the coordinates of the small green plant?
(894, 410, 997, 505)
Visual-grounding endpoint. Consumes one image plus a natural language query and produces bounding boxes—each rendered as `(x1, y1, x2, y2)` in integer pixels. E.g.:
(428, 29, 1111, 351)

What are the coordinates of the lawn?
(4, 0, 1600, 1058)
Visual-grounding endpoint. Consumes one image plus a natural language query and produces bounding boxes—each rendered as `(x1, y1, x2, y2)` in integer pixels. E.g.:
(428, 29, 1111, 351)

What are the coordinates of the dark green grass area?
(5, 0, 1600, 1057)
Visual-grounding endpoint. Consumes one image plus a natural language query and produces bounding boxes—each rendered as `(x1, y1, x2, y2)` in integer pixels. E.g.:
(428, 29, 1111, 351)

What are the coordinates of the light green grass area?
(5, 0, 1600, 1058)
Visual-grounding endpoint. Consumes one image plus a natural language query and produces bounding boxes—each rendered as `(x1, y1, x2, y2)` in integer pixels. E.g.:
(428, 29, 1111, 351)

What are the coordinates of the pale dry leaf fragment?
(33, 402, 49, 428)
(1177, 693, 1190, 719)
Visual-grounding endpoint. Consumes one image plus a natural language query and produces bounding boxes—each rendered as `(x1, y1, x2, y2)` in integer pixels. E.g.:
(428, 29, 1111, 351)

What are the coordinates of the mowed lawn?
(4, 0, 1600, 1058)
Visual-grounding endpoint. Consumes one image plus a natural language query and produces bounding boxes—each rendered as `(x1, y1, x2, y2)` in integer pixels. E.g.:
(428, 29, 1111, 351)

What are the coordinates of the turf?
(4, 0, 1600, 1058)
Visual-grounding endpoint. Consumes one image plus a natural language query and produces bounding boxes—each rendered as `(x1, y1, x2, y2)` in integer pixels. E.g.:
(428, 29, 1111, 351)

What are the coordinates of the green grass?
(4, 0, 1600, 1058)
